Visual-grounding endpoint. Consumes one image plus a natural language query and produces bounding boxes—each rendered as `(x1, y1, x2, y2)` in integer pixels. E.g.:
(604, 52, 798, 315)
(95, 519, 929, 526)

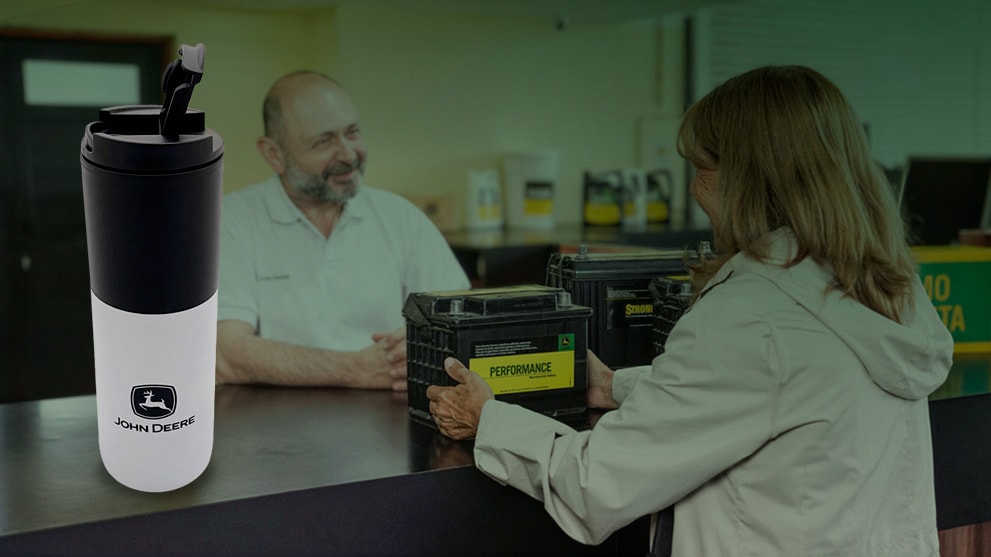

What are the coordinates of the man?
(216, 71, 470, 390)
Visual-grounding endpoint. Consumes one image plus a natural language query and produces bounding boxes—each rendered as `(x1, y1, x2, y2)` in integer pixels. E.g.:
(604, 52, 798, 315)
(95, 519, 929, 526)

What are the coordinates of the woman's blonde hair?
(678, 65, 916, 323)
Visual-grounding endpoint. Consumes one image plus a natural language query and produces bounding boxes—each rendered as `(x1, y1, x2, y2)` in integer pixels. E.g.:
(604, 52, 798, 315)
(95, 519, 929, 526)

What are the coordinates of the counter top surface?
(1, 353, 987, 539)
(0, 386, 473, 537)
(930, 352, 991, 400)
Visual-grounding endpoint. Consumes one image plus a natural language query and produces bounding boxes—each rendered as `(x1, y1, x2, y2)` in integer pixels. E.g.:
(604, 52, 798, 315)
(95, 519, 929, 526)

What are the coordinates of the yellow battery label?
(606, 285, 653, 330)
(469, 335, 575, 395)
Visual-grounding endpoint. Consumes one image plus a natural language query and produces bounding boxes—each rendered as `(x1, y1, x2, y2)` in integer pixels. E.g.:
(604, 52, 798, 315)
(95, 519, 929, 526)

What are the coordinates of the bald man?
(216, 71, 470, 390)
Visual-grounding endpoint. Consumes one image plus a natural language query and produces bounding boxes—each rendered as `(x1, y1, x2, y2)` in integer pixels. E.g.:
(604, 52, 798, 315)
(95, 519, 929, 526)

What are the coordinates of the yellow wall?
(3, 1, 681, 226)
(328, 5, 661, 225)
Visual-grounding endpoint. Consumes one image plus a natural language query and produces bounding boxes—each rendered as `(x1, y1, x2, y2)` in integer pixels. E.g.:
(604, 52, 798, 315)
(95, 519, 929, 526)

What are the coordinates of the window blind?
(692, 0, 989, 168)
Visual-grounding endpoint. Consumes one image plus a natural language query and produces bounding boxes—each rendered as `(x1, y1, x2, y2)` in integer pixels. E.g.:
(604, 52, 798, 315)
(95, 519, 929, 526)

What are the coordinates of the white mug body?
(92, 292, 216, 492)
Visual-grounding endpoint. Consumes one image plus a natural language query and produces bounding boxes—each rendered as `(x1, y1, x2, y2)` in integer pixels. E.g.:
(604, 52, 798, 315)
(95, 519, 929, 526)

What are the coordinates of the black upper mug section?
(80, 105, 224, 315)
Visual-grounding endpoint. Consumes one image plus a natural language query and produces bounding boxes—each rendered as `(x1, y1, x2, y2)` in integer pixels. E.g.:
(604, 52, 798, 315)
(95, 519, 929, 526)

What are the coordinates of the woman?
(426, 66, 953, 556)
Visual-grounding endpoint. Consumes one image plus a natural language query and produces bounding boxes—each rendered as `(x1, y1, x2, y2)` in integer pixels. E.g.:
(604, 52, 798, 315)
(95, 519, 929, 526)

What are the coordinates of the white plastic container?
(464, 168, 503, 231)
(502, 150, 559, 230)
(621, 168, 648, 228)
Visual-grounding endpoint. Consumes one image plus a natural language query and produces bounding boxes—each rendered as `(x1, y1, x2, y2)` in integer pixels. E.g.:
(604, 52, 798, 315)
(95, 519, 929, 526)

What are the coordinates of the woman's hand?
(587, 350, 618, 410)
(426, 358, 494, 440)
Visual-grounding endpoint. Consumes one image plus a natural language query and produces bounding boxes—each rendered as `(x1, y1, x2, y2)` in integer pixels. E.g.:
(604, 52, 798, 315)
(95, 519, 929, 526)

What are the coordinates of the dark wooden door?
(0, 33, 168, 402)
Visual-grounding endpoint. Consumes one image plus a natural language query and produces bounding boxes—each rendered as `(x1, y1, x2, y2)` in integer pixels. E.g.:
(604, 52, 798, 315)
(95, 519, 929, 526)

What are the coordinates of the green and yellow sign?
(913, 246, 991, 353)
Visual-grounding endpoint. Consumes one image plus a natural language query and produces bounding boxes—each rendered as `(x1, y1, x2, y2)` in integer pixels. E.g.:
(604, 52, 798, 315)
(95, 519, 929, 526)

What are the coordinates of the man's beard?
(285, 154, 364, 203)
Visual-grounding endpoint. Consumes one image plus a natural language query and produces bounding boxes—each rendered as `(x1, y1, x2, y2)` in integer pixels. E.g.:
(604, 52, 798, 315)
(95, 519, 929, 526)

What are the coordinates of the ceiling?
(135, 0, 740, 24)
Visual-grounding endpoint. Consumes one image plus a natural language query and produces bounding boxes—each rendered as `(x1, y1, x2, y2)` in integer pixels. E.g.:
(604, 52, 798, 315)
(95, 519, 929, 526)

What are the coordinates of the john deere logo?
(558, 333, 575, 351)
(131, 385, 176, 420)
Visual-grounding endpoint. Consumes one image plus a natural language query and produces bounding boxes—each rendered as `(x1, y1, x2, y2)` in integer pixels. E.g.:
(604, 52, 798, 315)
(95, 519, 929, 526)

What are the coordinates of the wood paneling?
(940, 522, 991, 557)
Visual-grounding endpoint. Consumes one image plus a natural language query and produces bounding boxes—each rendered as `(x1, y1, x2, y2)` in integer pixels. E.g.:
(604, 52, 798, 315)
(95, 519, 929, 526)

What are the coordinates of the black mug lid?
(81, 105, 223, 173)
(80, 44, 222, 174)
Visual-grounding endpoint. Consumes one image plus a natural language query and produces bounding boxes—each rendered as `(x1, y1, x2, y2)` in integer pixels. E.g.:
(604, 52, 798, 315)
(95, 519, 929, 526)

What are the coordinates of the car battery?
(649, 276, 694, 356)
(403, 285, 592, 429)
(545, 248, 689, 369)
(911, 245, 991, 353)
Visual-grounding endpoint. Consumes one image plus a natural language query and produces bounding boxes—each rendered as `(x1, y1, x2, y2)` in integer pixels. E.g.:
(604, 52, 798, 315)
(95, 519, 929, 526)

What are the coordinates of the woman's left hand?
(426, 357, 494, 440)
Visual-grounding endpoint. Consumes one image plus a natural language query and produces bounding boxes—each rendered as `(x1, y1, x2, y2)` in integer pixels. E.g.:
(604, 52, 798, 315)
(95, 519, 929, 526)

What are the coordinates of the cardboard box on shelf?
(959, 228, 991, 246)
(402, 193, 460, 232)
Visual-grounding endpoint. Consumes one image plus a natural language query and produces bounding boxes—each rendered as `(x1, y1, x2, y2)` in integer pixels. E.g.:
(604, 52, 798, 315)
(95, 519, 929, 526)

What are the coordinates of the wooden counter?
(0, 386, 647, 556)
(2, 355, 988, 556)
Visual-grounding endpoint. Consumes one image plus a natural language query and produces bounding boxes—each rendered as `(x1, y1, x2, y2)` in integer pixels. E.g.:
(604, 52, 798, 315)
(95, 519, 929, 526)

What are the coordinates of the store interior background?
(3, 0, 988, 228)
(1, 1, 990, 554)
(1, 0, 989, 396)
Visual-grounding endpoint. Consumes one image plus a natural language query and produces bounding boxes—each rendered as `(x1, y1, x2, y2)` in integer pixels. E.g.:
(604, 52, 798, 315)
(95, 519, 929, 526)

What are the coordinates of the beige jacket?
(473, 229, 953, 556)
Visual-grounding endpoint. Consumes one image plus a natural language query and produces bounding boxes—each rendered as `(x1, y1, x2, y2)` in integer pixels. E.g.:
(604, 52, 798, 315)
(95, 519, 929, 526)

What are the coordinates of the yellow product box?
(912, 245, 991, 353)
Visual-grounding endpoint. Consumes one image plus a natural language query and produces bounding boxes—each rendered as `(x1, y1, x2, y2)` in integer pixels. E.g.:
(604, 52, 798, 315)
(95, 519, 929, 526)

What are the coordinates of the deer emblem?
(138, 390, 172, 412)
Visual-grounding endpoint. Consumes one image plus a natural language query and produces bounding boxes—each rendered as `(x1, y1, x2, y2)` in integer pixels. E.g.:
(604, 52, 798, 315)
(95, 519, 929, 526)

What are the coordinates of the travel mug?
(80, 43, 222, 492)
